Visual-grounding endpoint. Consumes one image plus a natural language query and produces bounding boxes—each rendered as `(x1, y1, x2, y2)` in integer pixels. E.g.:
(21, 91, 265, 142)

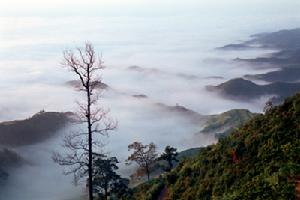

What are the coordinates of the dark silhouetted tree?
(52, 43, 116, 200)
(93, 154, 130, 200)
(159, 145, 178, 172)
(126, 142, 158, 181)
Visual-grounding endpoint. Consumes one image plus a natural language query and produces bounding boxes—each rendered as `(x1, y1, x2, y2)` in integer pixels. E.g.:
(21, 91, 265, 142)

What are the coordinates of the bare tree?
(52, 43, 116, 200)
(126, 142, 158, 181)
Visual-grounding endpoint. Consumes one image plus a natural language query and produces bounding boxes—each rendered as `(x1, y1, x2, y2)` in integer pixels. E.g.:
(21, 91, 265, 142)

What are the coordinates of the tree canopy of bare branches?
(52, 43, 116, 200)
(126, 142, 158, 181)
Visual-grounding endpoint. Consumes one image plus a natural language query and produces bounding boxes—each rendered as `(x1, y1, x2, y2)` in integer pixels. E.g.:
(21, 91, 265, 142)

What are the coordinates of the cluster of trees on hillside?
(126, 142, 179, 182)
(92, 154, 131, 200)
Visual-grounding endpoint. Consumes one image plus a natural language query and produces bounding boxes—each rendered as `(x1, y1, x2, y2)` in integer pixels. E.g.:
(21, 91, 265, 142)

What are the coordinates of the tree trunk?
(146, 164, 150, 181)
(169, 159, 173, 171)
(87, 71, 93, 200)
(104, 183, 108, 200)
(88, 120, 93, 200)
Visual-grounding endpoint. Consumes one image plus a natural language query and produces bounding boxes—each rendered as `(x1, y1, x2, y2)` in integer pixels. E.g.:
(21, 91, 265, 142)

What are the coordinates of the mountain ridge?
(0, 111, 72, 147)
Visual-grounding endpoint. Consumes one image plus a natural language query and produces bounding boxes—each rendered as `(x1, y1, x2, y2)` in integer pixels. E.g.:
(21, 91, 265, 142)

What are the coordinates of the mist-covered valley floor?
(1, 0, 300, 199)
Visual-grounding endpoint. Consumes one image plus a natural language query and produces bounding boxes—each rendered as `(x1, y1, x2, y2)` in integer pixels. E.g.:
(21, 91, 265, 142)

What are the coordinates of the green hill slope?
(130, 93, 300, 200)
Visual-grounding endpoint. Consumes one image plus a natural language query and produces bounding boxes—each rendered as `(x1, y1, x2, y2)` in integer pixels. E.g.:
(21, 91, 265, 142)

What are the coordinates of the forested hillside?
(130, 93, 300, 200)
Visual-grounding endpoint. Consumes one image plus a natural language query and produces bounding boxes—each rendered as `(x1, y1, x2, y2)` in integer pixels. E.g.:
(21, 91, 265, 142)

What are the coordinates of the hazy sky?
(0, 0, 300, 120)
(1, 0, 299, 17)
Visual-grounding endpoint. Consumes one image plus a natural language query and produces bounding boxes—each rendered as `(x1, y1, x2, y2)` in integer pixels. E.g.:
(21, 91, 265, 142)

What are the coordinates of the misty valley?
(1, 1, 300, 199)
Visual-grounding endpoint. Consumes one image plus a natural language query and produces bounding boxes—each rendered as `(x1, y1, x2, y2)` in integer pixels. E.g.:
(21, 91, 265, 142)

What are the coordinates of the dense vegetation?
(93, 155, 130, 200)
(130, 93, 300, 200)
(131, 178, 165, 200)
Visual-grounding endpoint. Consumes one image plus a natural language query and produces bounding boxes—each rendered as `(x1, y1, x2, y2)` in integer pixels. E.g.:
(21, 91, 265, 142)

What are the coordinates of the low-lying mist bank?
(1, 26, 295, 198)
(1, 0, 299, 197)
(0, 98, 257, 200)
(0, 129, 85, 200)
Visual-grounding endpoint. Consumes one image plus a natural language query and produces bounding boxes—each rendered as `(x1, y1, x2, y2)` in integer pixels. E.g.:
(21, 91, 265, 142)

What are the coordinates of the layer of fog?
(0, 93, 217, 200)
(1, 0, 300, 199)
(0, 128, 85, 200)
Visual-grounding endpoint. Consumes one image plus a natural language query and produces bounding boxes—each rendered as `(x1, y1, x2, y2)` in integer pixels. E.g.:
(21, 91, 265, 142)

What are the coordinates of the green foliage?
(131, 93, 300, 200)
(129, 178, 165, 200)
(93, 155, 131, 200)
(159, 146, 179, 172)
(176, 148, 202, 160)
